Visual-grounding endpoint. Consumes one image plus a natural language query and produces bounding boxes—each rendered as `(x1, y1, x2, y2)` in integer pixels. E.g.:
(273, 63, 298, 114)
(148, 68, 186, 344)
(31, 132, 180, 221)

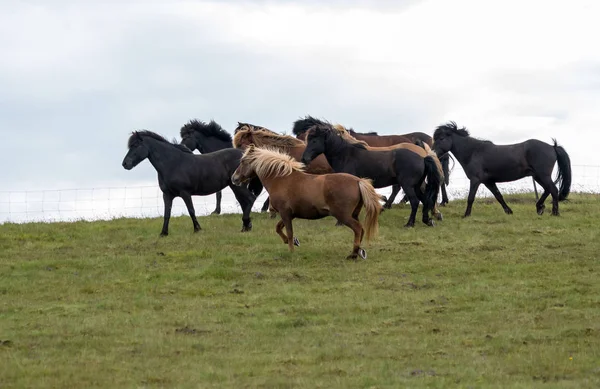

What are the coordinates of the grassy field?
(1, 193, 599, 388)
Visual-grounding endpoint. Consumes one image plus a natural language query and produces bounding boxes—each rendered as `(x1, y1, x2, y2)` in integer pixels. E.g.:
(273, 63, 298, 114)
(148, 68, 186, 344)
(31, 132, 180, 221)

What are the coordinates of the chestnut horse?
(232, 145, 382, 259)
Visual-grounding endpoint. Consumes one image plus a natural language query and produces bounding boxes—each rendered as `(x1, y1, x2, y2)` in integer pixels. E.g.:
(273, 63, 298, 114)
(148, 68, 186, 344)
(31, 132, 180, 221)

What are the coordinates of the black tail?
(553, 139, 571, 201)
(439, 154, 451, 186)
(423, 156, 442, 212)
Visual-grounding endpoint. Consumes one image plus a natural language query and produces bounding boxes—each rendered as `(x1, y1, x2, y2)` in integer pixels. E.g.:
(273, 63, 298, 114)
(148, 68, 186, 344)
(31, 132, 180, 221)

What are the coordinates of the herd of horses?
(121, 116, 572, 259)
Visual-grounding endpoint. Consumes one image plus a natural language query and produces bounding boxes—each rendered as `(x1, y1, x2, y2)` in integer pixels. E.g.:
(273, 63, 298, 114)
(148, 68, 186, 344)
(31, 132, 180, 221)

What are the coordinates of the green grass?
(1, 193, 600, 388)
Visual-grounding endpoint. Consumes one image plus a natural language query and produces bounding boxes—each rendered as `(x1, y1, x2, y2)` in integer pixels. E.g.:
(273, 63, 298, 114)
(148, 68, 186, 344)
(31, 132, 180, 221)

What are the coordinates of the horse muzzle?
(122, 160, 133, 170)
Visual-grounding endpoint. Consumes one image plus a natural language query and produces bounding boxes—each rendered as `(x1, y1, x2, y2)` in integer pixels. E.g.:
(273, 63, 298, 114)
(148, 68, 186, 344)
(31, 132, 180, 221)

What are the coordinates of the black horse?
(179, 119, 267, 214)
(432, 122, 572, 217)
(122, 130, 256, 235)
(292, 115, 452, 206)
(301, 124, 442, 227)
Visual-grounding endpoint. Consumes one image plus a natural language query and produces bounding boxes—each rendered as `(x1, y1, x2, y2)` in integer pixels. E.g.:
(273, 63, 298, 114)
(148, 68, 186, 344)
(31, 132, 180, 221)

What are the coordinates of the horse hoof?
(194, 228, 201, 233)
(241, 223, 252, 232)
(211, 210, 221, 215)
(551, 211, 560, 216)
(426, 220, 435, 227)
(346, 254, 358, 260)
(440, 202, 448, 207)
(160, 232, 168, 237)
(293, 237, 300, 246)
(505, 209, 513, 215)
(435, 213, 443, 221)
(404, 223, 414, 228)
(358, 248, 367, 260)
(383, 204, 392, 210)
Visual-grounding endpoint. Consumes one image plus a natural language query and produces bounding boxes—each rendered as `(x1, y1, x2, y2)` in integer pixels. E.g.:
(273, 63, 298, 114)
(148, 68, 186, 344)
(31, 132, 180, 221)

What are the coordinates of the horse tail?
(553, 139, 572, 201)
(357, 178, 382, 242)
(440, 154, 451, 185)
(423, 156, 442, 210)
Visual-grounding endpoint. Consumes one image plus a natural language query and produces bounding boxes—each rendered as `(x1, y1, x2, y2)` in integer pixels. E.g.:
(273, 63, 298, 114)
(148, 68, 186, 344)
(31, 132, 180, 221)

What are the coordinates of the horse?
(179, 119, 268, 214)
(331, 124, 444, 221)
(432, 122, 572, 217)
(231, 145, 382, 259)
(233, 123, 333, 174)
(292, 115, 452, 206)
(301, 123, 442, 228)
(122, 130, 256, 235)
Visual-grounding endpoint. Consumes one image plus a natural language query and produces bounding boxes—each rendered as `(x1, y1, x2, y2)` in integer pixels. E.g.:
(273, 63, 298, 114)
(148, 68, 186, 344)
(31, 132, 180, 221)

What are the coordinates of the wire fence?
(1, 164, 599, 224)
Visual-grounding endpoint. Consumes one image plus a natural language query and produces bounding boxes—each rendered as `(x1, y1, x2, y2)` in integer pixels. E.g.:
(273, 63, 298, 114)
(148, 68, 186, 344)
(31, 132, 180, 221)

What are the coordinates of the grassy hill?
(1, 193, 599, 388)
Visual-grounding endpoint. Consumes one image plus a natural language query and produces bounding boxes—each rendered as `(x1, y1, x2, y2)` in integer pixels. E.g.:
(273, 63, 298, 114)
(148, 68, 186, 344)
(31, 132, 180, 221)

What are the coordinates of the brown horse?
(233, 124, 333, 174)
(232, 145, 382, 259)
(331, 124, 444, 220)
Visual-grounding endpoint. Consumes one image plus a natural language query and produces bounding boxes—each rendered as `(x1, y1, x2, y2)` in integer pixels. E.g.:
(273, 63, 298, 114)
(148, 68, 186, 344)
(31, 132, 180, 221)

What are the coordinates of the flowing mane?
(292, 115, 329, 136)
(348, 128, 378, 136)
(433, 121, 470, 138)
(332, 124, 370, 146)
(234, 122, 276, 135)
(128, 130, 192, 153)
(180, 119, 232, 142)
(310, 124, 368, 150)
(242, 146, 305, 178)
(233, 128, 305, 149)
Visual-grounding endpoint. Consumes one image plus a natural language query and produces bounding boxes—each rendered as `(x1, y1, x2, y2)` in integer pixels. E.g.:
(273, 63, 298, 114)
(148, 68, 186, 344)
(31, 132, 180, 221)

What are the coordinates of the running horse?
(292, 116, 452, 206)
(301, 123, 442, 228)
(232, 145, 382, 259)
(331, 123, 444, 221)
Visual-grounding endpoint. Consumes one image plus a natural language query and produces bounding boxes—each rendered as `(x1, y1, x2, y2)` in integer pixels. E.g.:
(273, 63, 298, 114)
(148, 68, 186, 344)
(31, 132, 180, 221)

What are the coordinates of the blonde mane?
(242, 146, 305, 179)
(233, 128, 305, 149)
(332, 124, 370, 146)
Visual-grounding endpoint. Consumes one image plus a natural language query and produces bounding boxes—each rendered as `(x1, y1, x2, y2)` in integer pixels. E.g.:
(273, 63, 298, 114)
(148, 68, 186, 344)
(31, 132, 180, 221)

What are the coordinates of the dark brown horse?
(292, 116, 451, 205)
(232, 145, 382, 259)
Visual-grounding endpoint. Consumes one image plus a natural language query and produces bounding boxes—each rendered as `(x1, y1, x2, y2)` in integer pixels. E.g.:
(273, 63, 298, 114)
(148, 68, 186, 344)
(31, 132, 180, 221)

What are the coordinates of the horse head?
(122, 132, 149, 170)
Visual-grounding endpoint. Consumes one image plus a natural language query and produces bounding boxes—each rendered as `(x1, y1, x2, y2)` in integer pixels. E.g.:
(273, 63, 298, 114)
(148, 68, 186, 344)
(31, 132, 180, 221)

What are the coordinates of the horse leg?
(383, 185, 401, 209)
(484, 182, 513, 215)
(440, 183, 449, 206)
(181, 193, 202, 232)
(281, 213, 296, 252)
(336, 216, 364, 260)
(352, 203, 365, 243)
(229, 184, 255, 232)
(464, 181, 480, 217)
(535, 175, 559, 216)
(275, 219, 288, 244)
(261, 197, 270, 213)
(414, 186, 434, 227)
(160, 193, 174, 236)
(402, 186, 420, 228)
(212, 191, 222, 215)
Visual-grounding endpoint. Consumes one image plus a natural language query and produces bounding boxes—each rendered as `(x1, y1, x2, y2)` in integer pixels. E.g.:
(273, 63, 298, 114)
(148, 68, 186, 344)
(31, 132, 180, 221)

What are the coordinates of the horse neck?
(322, 136, 351, 169)
(145, 137, 186, 174)
(200, 135, 232, 152)
(450, 134, 483, 162)
(256, 170, 299, 193)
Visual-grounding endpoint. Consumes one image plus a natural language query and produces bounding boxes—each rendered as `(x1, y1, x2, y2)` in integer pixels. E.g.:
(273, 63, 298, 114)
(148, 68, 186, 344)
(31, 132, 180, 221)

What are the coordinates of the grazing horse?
(432, 122, 572, 217)
(122, 130, 256, 235)
(331, 124, 444, 221)
(292, 115, 452, 206)
(179, 119, 267, 214)
(231, 145, 382, 259)
(301, 124, 442, 227)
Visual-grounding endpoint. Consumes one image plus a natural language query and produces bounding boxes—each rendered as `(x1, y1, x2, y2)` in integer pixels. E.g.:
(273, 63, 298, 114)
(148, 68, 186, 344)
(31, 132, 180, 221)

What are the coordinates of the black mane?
(128, 130, 193, 153)
(292, 115, 329, 136)
(180, 119, 232, 142)
(433, 121, 470, 139)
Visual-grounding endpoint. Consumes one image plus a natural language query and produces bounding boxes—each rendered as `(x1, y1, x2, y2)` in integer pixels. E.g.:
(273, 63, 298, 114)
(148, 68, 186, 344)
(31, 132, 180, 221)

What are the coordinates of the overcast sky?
(1, 0, 599, 191)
